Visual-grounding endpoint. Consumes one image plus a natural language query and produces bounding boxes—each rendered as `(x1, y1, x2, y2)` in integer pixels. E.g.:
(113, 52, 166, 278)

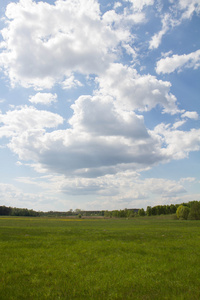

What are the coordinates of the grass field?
(0, 216, 200, 299)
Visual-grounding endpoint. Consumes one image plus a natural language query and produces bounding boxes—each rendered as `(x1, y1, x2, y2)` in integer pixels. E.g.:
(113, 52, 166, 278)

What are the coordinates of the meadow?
(0, 216, 200, 299)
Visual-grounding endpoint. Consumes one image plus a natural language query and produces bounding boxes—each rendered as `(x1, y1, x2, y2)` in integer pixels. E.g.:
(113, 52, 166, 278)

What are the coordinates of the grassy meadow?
(0, 216, 200, 299)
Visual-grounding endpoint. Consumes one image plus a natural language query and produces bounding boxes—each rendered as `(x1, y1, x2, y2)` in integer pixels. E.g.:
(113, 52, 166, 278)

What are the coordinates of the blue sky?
(0, 0, 199, 211)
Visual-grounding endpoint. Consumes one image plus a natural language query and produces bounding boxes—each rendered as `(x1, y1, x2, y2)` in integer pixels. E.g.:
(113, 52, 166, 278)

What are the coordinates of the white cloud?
(0, 105, 63, 138)
(2, 86, 198, 180)
(154, 123, 200, 160)
(0, 0, 154, 91)
(0, 92, 167, 177)
(149, 14, 171, 49)
(181, 111, 199, 120)
(13, 171, 187, 207)
(1, 171, 194, 210)
(0, 0, 199, 211)
(149, 0, 200, 49)
(2, 60, 197, 179)
(29, 93, 57, 105)
(61, 75, 83, 90)
(0, 0, 120, 89)
(124, 0, 154, 12)
(96, 63, 179, 114)
(172, 120, 186, 129)
(139, 177, 186, 197)
(61, 174, 185, 198)
(0, 181, 70, 211)
(58, 173, 189, 210)
(156, 49, 200, 74)
(69, 94, 149, 138)
(179, 177, 196, 184)
(178, 0, 200, 19)
(161, 50, 173, 58)
(113, 2, 122, 10)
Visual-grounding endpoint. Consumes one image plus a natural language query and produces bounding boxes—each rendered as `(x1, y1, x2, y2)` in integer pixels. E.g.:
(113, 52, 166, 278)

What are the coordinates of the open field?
(0, 216, 200, 299)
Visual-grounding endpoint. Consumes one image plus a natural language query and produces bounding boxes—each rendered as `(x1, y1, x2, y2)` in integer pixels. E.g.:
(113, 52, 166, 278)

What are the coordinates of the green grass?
(0, 216, 200, 299)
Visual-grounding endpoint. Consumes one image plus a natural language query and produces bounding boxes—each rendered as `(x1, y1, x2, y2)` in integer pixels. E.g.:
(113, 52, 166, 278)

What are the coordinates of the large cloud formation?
(0, 0, 199, 208)
(0, 0, 119, 89)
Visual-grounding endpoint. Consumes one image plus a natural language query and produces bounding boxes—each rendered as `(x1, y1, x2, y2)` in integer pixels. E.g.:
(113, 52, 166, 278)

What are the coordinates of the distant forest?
(0, 201, 199, 219)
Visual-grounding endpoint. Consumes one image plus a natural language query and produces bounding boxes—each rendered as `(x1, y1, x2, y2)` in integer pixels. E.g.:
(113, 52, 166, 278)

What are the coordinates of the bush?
(176, 205, 190, 220)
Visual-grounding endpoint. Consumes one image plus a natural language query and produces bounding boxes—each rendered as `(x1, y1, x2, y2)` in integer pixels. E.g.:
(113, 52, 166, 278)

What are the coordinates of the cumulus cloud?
(96, 63, 179, 114)
(7, 125, 163, 178)
(69, 94, 149, 138)
(0, 0, 158, 91)
(29, 93, 57, 105)
(156, 49, 200, 74)
(1, 90, 198, 180)
(1, 57, 198, 179)
(0, 105, 63, 138)
(0, 0, 120, 89)
(0, 0, 199, 210)
(0, 94, 167, 177)
(154, 123, 200, 160)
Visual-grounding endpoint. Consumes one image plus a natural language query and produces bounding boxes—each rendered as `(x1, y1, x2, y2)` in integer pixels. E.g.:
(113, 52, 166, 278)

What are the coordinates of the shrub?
(176, 205, 190, 220)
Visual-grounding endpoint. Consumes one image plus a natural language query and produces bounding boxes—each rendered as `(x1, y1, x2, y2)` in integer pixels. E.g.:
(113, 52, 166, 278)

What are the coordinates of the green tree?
(138, 208, 145, 216)
(189, 201, 200, 220)
(104, 210, 112, 218)
(176, 205, 190, 220)
(151, 206, 157, 215)
(169, 204, 177, 214)
(127, 209, 135, 218)
(146, 206, 152, 216)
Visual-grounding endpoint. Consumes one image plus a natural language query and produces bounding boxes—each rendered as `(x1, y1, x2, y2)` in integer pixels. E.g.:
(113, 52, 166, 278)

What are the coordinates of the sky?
(0, 0, 200, 212)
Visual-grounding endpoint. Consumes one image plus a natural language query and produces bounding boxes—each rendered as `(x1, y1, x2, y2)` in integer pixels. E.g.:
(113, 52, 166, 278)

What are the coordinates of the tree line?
(175, 201, 200, 220)
(0, 201, 199, 219)
(0, 206, 40, 217)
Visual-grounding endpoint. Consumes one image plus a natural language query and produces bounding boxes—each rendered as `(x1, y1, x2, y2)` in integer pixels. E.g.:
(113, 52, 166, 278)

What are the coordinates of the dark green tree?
(189, 201, 200, 220)
(146, 206, 152, 216)
(138, 208, 145, 216)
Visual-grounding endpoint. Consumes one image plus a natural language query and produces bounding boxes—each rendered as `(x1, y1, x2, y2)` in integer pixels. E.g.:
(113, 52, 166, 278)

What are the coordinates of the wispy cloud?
(156, 49, 200, 74)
